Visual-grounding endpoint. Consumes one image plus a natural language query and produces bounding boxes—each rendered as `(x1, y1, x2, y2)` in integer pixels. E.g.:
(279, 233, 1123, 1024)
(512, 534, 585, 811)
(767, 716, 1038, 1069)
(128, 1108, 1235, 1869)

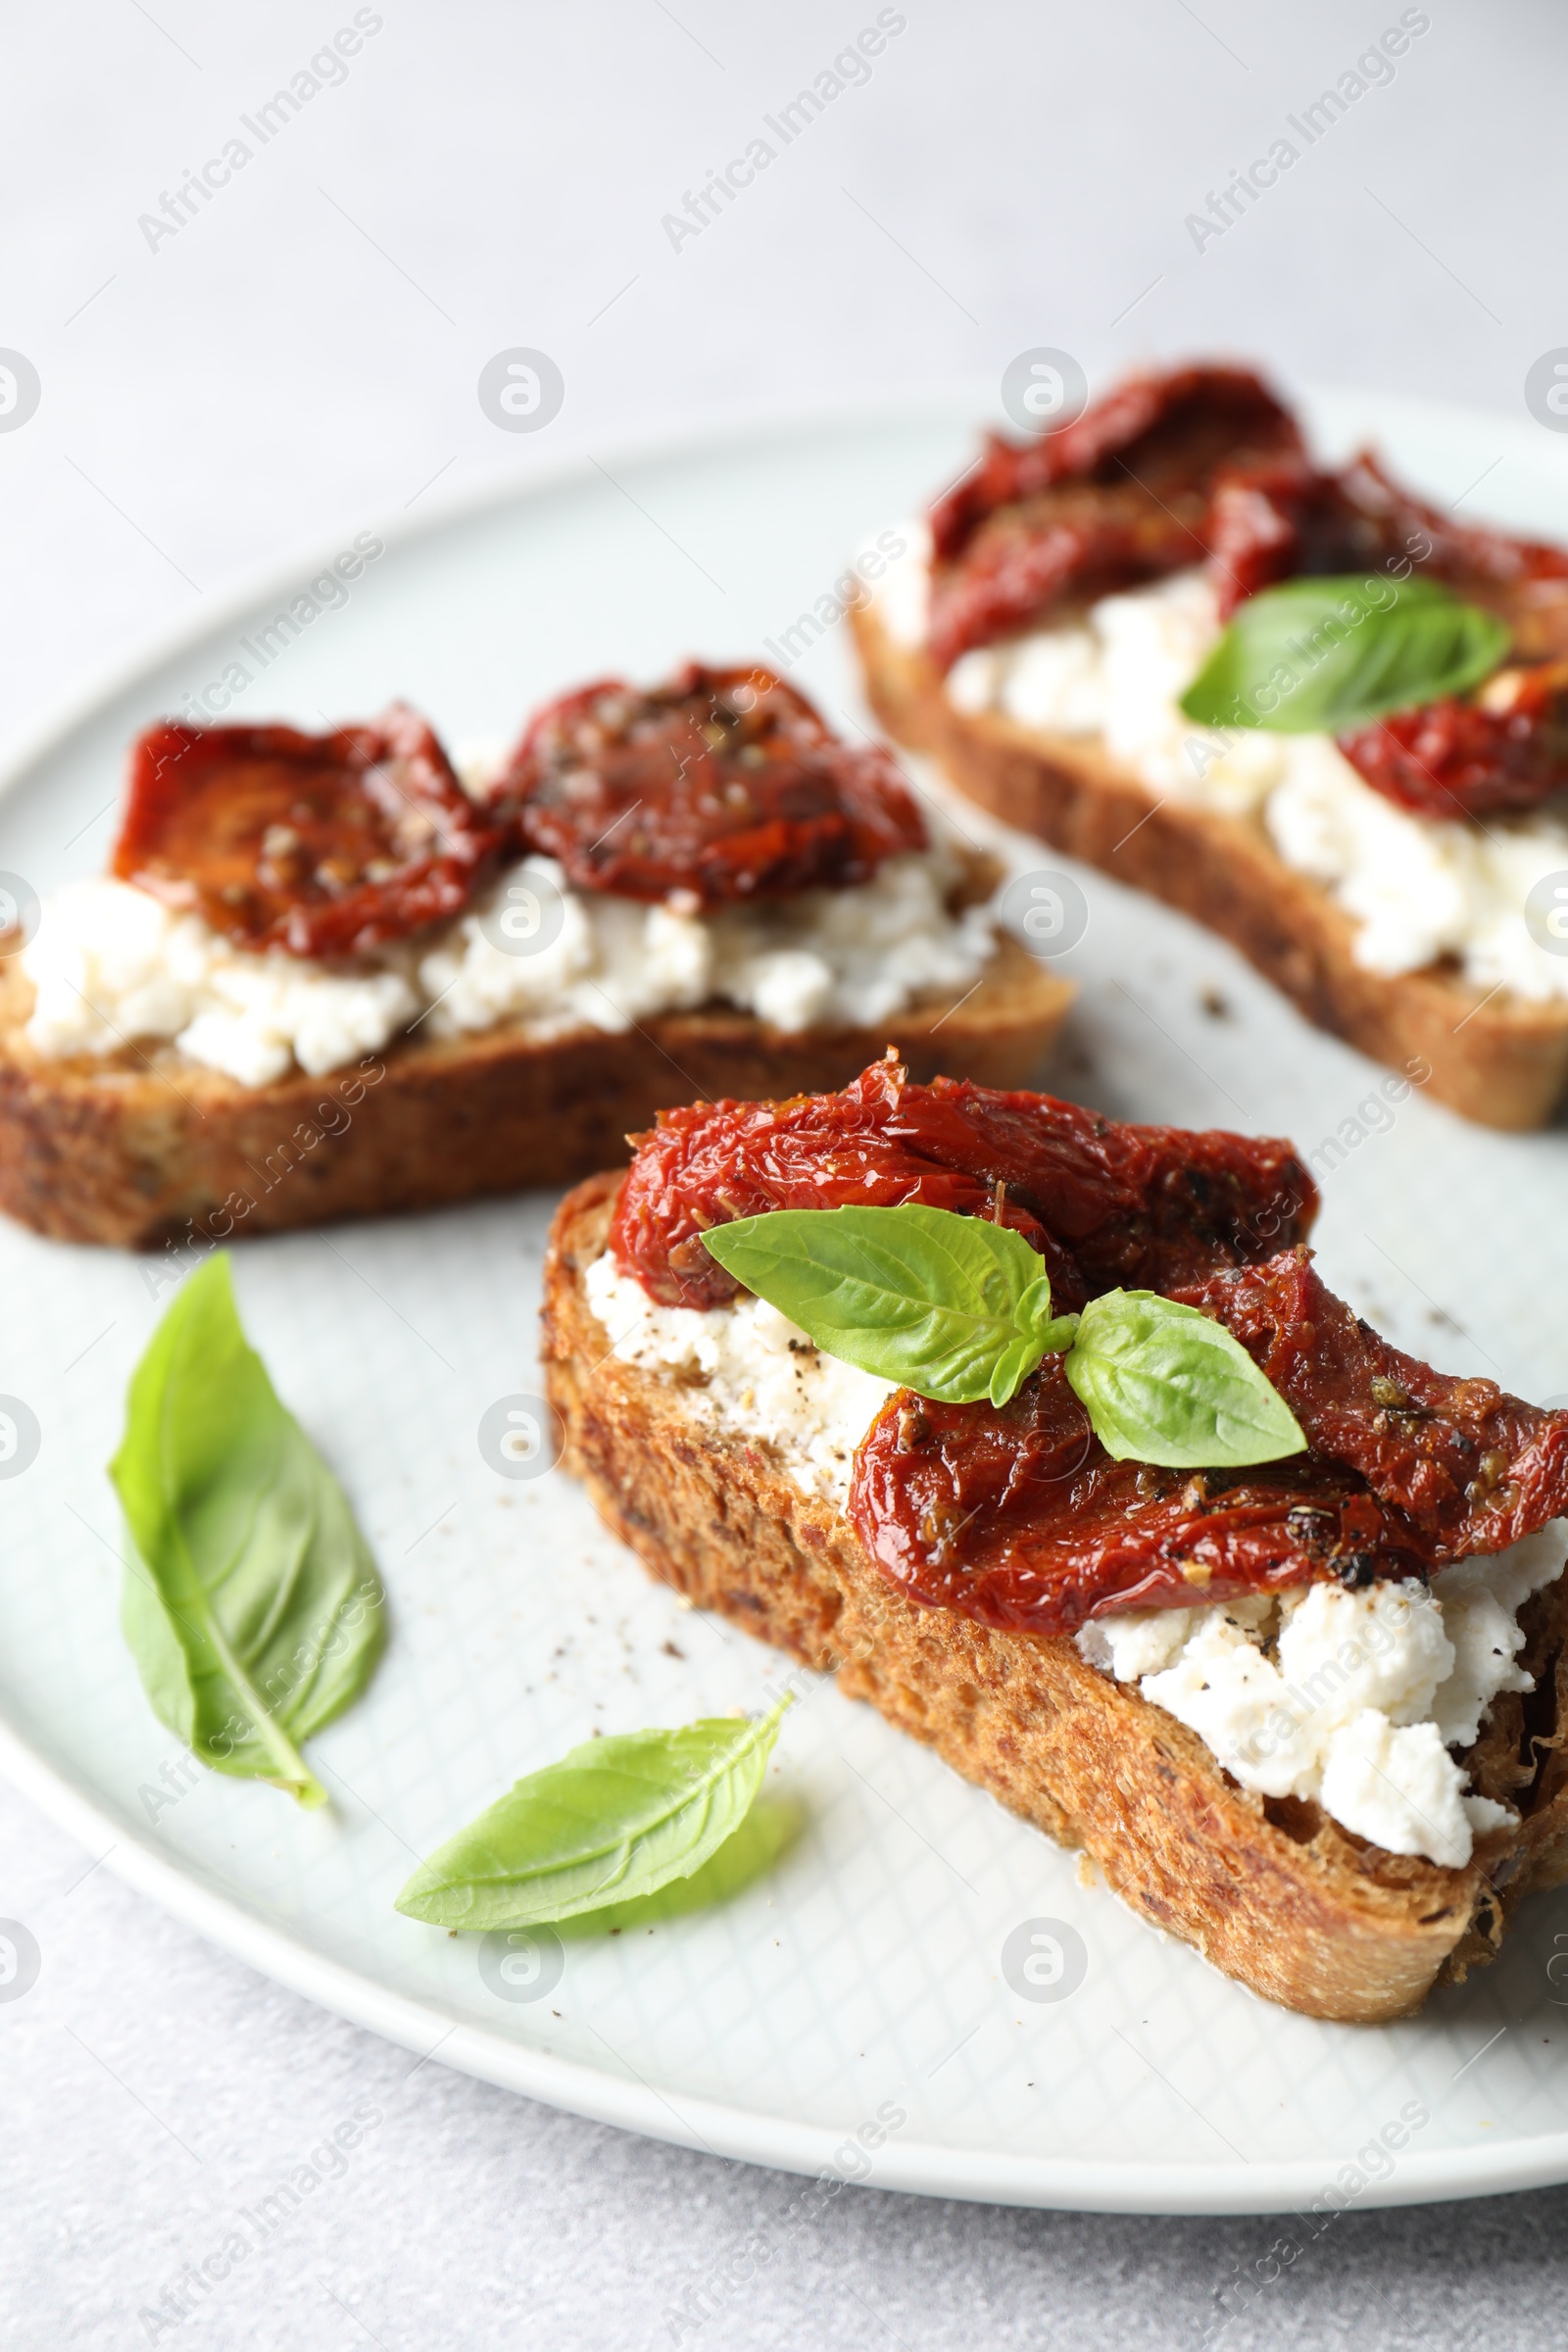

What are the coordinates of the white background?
(5, 2, 1568, 2344)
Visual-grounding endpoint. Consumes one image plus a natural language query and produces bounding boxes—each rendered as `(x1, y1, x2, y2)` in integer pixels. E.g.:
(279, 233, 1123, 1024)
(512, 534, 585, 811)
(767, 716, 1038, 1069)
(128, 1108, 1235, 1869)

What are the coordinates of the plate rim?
(6, 385, 1568, 2215)
(8, 1709, 1567, 2216)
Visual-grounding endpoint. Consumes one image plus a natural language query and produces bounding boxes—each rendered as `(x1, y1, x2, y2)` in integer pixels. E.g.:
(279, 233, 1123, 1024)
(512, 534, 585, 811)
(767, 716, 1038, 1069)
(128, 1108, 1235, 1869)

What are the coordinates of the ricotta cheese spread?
(586, 1247, 1563, 1867)
(584, 1250, 896, 1507)
(21, 840, 996, 1088)
(875, 523, 1568, 1003)
(1075, 1546, 1564, 1870)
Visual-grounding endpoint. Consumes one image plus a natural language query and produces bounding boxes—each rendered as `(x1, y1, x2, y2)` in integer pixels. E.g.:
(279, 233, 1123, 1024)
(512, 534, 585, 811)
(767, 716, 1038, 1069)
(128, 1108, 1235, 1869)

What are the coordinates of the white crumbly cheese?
(416, 865, 711, 1044)
(20, 877, 420, 1086)
(417, 846, 997, 1046)
(21, 836, 997, 1085)
(583, 1251, 895, 1506)
(1428, 1531, 1565, 1744)
(1077, 1526, 1567, 1868)
(586, 1243, 1563, 1866)
(873, 532, 1568, 1002)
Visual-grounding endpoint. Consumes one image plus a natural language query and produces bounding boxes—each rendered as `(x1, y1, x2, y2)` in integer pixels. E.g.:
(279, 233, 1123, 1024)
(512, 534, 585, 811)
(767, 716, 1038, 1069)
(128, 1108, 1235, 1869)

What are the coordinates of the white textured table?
(5, 4, 1568, 2342)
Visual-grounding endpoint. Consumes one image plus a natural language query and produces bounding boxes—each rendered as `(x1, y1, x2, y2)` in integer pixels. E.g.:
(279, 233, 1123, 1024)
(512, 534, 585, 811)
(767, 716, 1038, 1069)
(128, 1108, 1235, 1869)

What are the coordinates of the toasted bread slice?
(0, 879, 1069, 1249)
(853, 601, 1568, 1132)
(544, 1171, 1568, 2023)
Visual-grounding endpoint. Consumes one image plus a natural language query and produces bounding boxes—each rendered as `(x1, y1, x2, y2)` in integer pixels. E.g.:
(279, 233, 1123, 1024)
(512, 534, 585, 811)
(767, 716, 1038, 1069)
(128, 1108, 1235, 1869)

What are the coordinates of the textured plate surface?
(5, 393, 1568, 2215)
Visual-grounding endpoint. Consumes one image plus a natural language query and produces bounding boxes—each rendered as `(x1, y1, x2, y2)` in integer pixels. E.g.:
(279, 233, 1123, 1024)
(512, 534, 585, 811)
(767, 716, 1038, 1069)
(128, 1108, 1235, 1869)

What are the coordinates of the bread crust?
(852, 601, 1568, 1132)
(544, 1172, 1568, 2022)
(0, 873, 1069, 1250)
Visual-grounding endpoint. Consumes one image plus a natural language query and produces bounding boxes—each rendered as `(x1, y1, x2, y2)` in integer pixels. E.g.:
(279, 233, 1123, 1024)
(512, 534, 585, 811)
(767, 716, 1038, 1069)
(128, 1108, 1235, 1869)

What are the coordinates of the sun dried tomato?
(498, 663, 924, 907)
(114, 706, 503, 958)
(848, 1246, 1568, 1636)
(928, 367, 1568, 671)
(848, 1359, 1429, 1639)
(926, 483, 1211, 679)
(1202, 449, 1568, 642)
(1336, 662, 1568, 818)
(1171, 1250, 1568, 1558)
(930, 365, 1303, 566)
(925, 361, 1568, 816)
(1158, 445, 1568, 813)
(609, 1055, 1315, 1310)
(610, 1052, 1568, 1627)
(1201, 462, 1396, 615)
(926, 366, 1303, 669)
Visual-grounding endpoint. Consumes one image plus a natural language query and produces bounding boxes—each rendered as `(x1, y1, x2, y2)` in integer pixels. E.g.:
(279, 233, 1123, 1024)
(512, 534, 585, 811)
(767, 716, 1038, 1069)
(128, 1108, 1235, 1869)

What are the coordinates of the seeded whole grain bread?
(0, 861, 1069, 1250)
(852, 601, 1568, 1133)
(545, 1170, 1568, 2023)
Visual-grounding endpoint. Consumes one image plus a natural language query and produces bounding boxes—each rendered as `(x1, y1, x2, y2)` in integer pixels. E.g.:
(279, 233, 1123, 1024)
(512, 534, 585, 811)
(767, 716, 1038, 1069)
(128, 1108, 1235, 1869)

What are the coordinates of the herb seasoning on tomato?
(498, 663, 925, 907)
(114, 705, 504, 958)
(849, 1364, 1429, 1639)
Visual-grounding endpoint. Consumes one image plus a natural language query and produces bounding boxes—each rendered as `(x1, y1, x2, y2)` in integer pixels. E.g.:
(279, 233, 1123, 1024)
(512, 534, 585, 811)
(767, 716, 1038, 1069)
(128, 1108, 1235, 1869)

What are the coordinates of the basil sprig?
(703, 1205, 1304, 1469)
(111, 1255, 386, 1808)
(702, 1205, 1079, 1407)
(396, 1695, 792, 1930)
(1178, 573, 1510, 734)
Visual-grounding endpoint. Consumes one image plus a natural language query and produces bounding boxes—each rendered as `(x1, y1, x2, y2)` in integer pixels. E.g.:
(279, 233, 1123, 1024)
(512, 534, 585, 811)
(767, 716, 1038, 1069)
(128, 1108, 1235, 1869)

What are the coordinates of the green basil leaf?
(1064, 1290, 1306, 1468)
(110, 1254, 386, 1808)
(1178, 574, 1510, 733)
(702, 1205, 1072, 1406)
(553, 1794, 804, 1938)
(395, 1695, 792, 1931)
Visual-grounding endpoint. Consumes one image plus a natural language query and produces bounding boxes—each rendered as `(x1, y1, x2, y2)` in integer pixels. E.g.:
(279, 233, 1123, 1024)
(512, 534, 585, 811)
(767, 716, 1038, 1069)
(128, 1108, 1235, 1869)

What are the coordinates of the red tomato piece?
(1336, 663, 1568, 819)
(498, 663, 924, 907)
(848, 1361, 1428, 1640)
(609, 1055, 1316, 1312)
(113, 705, 503, 958)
